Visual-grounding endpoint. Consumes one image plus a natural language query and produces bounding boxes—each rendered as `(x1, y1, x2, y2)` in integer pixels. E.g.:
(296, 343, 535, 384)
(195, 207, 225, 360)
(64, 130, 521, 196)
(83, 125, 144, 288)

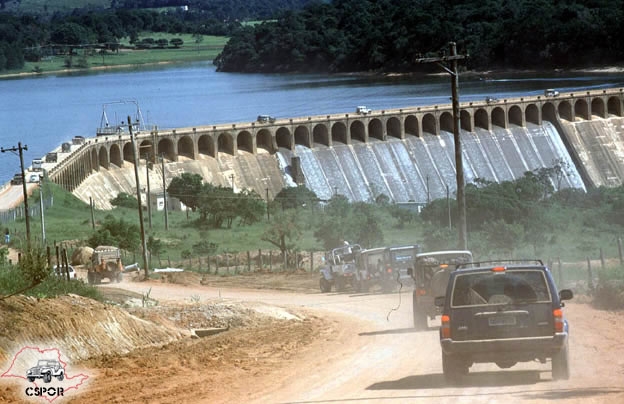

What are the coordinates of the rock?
(71, 246, 94, 265)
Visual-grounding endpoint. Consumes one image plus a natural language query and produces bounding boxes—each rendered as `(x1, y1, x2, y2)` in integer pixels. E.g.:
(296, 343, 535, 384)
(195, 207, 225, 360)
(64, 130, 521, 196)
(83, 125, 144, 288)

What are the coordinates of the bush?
(111, 192, 138, 209)
(0, 266, 101, 300)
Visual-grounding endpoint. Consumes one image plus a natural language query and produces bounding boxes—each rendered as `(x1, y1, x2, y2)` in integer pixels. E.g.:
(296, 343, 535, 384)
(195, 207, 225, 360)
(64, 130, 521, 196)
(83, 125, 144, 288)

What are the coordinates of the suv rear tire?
(552, 342, 570, 380)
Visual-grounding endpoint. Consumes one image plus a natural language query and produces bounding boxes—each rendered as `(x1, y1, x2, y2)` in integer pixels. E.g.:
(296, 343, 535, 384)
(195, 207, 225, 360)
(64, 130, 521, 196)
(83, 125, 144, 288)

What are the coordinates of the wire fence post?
(586, 256, 594, 294)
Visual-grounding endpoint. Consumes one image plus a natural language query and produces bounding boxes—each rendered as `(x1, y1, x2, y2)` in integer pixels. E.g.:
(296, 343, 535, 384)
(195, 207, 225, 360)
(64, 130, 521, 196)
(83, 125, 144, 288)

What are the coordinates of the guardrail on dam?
(47, 87, 624, 193)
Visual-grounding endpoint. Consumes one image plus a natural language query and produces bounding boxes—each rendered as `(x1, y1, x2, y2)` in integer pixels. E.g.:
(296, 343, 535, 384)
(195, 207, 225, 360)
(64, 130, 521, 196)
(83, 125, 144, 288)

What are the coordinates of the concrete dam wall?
(278, 121, 585, 204)
(75, 119, 605, 210)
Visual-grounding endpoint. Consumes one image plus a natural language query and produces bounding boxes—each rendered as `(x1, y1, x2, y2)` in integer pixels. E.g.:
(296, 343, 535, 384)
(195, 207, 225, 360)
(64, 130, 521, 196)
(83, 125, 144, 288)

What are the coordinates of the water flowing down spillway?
(278, 121, 585, 203)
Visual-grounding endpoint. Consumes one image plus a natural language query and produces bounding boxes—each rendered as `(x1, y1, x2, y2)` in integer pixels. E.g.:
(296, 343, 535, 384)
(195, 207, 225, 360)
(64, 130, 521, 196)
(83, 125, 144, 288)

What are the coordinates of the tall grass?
(0, 266, 102, 301)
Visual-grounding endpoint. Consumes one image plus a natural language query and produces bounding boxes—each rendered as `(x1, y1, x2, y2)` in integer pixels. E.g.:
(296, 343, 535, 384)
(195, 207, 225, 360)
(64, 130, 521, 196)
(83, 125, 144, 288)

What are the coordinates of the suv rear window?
(451, 269, 551, 307)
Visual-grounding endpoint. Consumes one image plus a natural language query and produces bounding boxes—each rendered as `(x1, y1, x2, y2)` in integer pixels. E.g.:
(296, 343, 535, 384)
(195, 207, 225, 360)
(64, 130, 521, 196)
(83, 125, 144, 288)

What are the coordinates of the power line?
(1, 142, 31, 246)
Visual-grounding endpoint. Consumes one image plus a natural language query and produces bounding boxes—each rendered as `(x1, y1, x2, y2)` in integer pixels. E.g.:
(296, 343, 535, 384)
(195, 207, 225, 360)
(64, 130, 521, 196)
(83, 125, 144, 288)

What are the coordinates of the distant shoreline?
(0, 60, 186, 80)
(2, 62, 623, 81)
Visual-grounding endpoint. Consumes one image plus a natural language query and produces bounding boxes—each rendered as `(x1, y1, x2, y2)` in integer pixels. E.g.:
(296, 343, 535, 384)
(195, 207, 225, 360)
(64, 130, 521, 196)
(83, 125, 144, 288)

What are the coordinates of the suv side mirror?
(434, 296, 446, 307)
(559, 289, 573, 301)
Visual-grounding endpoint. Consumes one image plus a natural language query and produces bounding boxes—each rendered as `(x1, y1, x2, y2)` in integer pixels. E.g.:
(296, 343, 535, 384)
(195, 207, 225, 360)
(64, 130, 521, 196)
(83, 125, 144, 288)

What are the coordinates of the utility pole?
(39, 183, 46, 246)
(415, 42, 468, 250)
(1, 142, 30, 246)
(145, 155, 152, 229)
(129, 116, 149, 280)
(161, 154, 168, 230)
(265, 188, 270, 221)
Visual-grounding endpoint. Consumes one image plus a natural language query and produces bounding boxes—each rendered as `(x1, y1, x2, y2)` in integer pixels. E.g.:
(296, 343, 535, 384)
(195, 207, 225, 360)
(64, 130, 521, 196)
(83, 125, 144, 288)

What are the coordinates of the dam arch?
(110, 144, 122, 167)
(294, 126, 310, 148)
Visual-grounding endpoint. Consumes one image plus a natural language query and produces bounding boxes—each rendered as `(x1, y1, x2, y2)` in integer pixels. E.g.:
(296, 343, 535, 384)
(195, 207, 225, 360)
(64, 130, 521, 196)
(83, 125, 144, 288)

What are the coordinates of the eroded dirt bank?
(1, 272, 624, 403)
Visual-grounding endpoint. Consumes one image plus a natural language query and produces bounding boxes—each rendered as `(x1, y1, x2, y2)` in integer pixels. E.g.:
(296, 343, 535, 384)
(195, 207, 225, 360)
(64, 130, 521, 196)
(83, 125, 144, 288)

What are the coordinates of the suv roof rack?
(456, 259, 544, 270)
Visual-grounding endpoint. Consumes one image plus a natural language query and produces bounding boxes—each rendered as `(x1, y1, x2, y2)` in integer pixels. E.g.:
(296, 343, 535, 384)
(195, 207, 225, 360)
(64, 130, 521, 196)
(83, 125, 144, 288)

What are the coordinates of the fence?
(140, 249, 324, 275)
(0, 196, 53, 225)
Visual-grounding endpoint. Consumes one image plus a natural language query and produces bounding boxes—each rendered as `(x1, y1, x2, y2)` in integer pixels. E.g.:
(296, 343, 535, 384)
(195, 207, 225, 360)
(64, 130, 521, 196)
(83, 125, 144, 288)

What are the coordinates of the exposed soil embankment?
(0, 294, 183, 364)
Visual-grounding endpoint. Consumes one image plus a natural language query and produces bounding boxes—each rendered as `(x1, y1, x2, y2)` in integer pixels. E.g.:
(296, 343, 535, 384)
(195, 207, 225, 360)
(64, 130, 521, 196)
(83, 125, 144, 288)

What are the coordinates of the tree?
(273, 185, 318, 210)
(170, 38, 183, 48)
(111, 192, 138, 209)
(236, 189, 266, 226)
(156, 38, 169, 48)
(87, 215, 140, 251)
(348, 203, 384, 248)
(50, 22, 94, 55)
(261, 210, 303, 260)
(167, 173, 203, 212)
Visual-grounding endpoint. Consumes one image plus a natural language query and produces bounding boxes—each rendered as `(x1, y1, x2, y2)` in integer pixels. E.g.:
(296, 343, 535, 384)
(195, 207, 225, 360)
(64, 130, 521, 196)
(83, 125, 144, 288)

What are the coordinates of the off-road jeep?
(26, 359, 65, 383)
(435, 260, 573, 383)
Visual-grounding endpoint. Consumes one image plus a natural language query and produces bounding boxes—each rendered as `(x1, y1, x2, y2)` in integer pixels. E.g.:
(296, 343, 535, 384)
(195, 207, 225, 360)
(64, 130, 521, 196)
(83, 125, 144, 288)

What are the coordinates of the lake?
(1, 61, 623, 185)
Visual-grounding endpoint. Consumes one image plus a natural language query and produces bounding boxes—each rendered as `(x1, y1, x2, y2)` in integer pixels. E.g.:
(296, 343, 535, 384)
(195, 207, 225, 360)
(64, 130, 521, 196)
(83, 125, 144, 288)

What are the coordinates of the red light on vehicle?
(553, 308, 564, 332)
(386, 268, 393, 273)
(439, 264, 449, 269)
(441, 315, 451, 338)
(491, 266, 506, 272)
(416, 288, 427, 296)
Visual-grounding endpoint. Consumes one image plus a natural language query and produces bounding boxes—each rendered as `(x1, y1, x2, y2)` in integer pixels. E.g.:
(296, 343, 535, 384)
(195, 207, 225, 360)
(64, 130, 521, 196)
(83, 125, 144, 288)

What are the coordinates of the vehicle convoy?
(434, 260, 573, 384)
(319, 243, 362, 292)
(26, 360, 64, 383)
(353, 244, 421, 292)
(381, 244, 421, 291)
(88, 246, 124, 285)
(408, 250, 473, 330)
(353, 247, 386, 292)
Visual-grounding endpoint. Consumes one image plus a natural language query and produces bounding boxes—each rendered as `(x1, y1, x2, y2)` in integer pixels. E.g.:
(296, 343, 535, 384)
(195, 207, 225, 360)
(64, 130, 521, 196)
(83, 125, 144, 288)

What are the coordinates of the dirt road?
(100, 279, 624, 404)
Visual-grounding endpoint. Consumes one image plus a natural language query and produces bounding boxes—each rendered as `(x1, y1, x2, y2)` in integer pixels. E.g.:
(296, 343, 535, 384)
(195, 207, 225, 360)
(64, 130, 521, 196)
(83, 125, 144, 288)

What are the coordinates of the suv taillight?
(553, 308, 564, 332)
(441, 315, 451, 338)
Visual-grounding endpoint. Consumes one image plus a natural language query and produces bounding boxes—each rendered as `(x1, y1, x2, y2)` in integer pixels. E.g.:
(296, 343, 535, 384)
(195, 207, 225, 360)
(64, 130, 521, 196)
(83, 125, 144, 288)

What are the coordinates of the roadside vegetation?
(0, 245, 101, 301)
(2, 165, 623, 305)
(5, 167, 624, 278)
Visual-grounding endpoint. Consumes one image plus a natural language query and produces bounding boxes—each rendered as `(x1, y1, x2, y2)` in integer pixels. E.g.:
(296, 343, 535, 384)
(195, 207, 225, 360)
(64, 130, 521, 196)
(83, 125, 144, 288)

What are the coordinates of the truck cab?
(319, 243, 362, 292)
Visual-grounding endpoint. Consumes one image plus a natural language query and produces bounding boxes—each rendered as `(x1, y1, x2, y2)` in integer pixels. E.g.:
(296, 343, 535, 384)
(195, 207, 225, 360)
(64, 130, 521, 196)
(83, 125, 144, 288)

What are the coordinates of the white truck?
(319, 243, 362, 292)
(355, 106, 372, 115)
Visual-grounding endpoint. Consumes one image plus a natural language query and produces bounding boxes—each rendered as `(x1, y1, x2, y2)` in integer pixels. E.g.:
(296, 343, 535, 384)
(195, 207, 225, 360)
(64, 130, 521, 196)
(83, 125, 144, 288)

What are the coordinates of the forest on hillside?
(2, 0, 623, 74)
(214, 0, 624, 73)
(0, 0, 315, 71)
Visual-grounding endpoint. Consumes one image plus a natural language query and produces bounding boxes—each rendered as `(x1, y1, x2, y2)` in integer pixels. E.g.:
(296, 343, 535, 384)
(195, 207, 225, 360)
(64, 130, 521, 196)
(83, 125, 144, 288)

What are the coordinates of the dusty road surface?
(1, 272, 623, 404)
(91, 276, 624, 404)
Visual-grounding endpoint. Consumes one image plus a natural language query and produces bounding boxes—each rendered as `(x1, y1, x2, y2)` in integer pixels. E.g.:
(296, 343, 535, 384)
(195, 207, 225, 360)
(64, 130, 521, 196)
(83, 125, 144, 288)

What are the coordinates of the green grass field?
(3, 34, 228, 77)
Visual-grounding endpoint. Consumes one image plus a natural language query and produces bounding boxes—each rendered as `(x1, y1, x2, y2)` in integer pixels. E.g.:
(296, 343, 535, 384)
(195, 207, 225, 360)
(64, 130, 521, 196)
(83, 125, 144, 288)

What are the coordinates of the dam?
(35, 87, 624, 209)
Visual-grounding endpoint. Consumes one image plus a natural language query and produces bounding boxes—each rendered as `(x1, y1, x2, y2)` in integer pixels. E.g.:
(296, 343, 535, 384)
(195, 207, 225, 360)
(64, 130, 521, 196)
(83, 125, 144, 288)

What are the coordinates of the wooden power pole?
(415, 42, 468, 250)
(1, 142, 31, 246)
(129, 117, 150, 279)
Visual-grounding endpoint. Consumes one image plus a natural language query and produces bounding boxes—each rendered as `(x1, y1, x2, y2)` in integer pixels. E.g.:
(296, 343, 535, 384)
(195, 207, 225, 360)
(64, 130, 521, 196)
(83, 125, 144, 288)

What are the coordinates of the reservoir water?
(1, 61, 624, 186)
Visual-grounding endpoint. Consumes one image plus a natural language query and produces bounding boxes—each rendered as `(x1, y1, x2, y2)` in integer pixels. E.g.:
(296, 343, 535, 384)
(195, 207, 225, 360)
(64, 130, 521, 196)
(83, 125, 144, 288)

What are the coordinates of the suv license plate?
(488, 316, 516, 326)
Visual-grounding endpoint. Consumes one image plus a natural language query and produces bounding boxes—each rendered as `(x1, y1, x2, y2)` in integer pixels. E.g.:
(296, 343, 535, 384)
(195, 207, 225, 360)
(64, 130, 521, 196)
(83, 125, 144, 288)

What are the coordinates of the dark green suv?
(435, 260, 573, 383)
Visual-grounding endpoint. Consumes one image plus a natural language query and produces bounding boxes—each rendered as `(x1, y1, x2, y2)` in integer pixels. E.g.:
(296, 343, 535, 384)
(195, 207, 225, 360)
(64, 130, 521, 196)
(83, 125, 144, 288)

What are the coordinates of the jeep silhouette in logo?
(26, 360, 65, 383)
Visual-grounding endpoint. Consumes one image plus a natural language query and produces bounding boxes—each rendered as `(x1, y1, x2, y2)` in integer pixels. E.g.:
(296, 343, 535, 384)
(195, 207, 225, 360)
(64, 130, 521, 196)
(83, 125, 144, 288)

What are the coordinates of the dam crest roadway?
(40, 87, 624, 209)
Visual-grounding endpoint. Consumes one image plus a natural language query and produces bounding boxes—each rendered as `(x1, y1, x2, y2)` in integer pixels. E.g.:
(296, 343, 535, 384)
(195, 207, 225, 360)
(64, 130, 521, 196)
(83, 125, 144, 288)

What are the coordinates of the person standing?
(4, 228, 9, 244)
